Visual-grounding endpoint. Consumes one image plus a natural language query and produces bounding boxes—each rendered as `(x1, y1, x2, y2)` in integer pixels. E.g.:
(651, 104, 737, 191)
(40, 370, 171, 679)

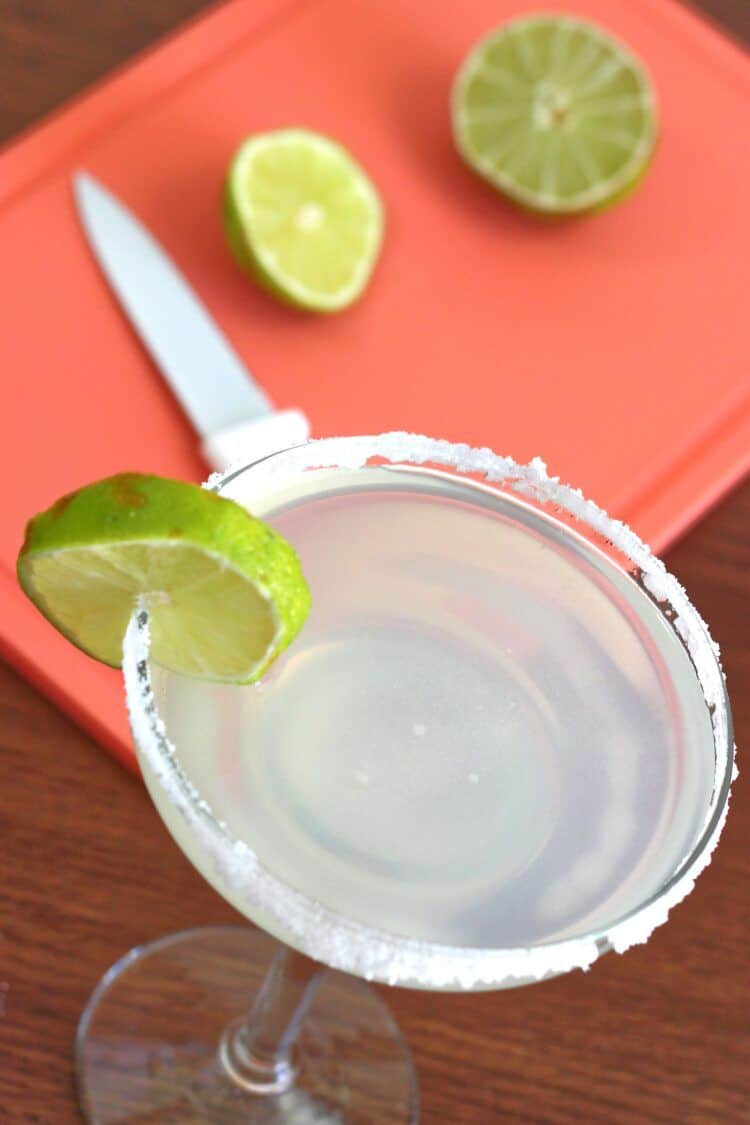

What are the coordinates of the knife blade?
(73, 172, 309, 471)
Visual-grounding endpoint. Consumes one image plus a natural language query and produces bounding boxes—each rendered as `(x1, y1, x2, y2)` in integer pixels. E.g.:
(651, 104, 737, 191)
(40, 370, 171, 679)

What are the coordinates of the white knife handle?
(201, 408, 311, 472)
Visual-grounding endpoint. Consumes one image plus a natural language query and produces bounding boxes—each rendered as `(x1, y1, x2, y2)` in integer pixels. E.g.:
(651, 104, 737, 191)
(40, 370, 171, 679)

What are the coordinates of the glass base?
(76, 926, 418, 1123)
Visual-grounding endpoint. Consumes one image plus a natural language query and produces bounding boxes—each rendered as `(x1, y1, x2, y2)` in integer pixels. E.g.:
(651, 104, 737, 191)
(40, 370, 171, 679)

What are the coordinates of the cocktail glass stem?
(219, 945, 323, 1095)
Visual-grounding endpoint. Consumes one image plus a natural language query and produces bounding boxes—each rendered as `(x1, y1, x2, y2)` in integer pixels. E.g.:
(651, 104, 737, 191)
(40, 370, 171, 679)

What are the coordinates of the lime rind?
(451, 15, 658, 214)
(225, 128, 384, 312)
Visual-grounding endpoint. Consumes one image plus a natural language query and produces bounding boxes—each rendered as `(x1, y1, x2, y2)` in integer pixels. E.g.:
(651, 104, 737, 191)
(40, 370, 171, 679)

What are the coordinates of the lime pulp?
(452, 15, 658, 214)
(223, 129, 384, 311)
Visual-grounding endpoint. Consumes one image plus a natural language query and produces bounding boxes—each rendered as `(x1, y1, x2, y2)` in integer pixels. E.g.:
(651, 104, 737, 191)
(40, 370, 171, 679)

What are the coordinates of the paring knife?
(73, 172, 310, 471)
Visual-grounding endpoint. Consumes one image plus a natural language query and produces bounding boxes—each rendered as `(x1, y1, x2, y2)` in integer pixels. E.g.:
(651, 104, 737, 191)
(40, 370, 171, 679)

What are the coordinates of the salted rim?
(122, 433, 735, 990)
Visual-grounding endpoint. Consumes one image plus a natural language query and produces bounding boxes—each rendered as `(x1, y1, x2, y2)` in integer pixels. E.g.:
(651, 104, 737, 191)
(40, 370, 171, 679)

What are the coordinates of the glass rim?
(122, 433, 734, 990)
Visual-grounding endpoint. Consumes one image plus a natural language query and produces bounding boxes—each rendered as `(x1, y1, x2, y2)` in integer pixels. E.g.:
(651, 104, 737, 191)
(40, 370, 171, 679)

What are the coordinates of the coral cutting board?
(1, 0, 748, 772)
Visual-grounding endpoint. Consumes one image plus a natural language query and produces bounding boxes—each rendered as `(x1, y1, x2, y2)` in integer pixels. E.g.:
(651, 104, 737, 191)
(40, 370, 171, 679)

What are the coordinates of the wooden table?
(1, 3, 748, 1121)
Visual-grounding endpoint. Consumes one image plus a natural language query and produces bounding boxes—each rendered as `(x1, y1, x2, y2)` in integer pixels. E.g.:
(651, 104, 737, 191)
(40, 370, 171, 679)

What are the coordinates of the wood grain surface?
(1, 2, 748, 1122)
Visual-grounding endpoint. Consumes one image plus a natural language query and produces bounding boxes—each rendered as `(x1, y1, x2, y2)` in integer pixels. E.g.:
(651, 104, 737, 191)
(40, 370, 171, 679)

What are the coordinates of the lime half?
(224, 129, 384, 312)
(17, 474, 310, 683)
(452, 15, 658, 214)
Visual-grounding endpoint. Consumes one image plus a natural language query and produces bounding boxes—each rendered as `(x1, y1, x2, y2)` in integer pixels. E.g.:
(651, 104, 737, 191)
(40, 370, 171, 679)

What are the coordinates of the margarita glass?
(76, 434, 733, 1123)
